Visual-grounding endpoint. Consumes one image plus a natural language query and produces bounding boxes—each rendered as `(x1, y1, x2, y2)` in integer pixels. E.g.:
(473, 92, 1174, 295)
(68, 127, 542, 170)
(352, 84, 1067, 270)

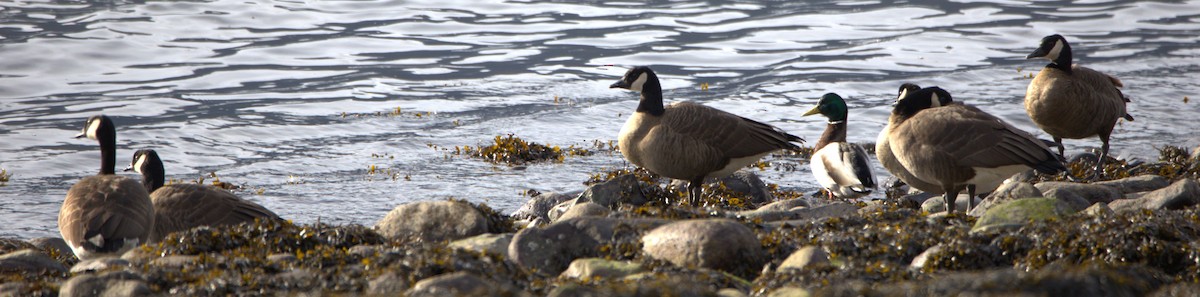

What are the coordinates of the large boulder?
(579, 174, 648, 207)
(556, 202, 611, 222)
(0, 249, 67, 275)
(641, 219, 765, 279)
(448, 233, 514, 256)
(511, 191, 576, 224)
(1093, 175, 1170, 194)
(59, 270, 151, 297)
(375, 200, 490, 242)
(1109, 178, 1200, 212)
(509, 217, 669, 275)
(968, 182, 1043, 217)
(1034, 182, 1121, 204)
(971, 198, 1076, 233)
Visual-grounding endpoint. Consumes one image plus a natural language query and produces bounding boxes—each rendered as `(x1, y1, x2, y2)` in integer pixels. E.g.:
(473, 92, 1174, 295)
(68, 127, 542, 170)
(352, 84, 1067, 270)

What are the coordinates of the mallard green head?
(804, 93, 849, 122)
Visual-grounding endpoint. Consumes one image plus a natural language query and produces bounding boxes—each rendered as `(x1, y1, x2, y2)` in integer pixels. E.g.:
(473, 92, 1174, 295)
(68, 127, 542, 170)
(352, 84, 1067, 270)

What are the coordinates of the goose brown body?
(876, 83, 945, 194)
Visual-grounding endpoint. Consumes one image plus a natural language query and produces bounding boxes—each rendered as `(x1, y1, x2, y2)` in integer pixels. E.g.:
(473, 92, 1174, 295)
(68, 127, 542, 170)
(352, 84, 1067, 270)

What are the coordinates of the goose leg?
(943, 185, 958, 213)
(1054, 136, 1065, 158)
(687, 178, 704, 206)
(966, 184, 977, 211)
(1092, 133, 1111, 180)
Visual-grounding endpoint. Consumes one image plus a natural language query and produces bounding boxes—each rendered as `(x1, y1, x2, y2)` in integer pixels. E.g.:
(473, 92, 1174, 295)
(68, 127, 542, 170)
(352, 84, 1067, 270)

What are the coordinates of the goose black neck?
(635, 73, 665, 116)
(815, 121, 847, 150)
(142, 161, 165, 192)
(1048, 42, 1073, 73)
(98, 133, 117, 175)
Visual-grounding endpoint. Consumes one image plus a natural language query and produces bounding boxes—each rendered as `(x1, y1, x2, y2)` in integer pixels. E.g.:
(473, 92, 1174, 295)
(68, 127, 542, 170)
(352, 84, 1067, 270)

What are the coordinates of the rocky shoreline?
(3, 145, 1200, 296)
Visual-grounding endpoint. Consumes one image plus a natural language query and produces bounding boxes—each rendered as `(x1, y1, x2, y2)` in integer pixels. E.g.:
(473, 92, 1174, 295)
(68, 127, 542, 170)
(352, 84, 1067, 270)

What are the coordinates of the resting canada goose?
(803, 93, 875, 199)
(890, 87, 1066, 212)
(125, 149, 282, 241)
(609, 66, 804, 205)
(59, 115, 154, 260)
(1025, 34, 1133, 177)
(876, 83, 947, 195)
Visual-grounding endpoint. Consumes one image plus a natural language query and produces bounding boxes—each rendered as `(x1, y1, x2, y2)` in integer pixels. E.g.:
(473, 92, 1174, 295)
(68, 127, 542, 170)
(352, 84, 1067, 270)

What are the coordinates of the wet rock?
(512, 191, 576, 224)
(766, 287, 811, 297)
(404, 271, 528, 297)
(367, 272, 410, 296)
(1110, 178, 1200, 212)
(1040, 187, 1091, 212)
(510, 217, 669, 275)
(1094, 175, 1170, 193)
(556, 202, 611, 222)
(921, 194, 980, 213)
(580, 173, 648, 207)
(971, 198, 1076, 233)
(375, 200, 489, 242)
(909, 244, 944, 270)
(778, 246, 829, 271)
(642, 218, 765, 279)
(60, 270, 151, 297)
(0, 249, 67, 274)
(1034, 182, 1121, 204)
(715, 170, 773, 205)
(756, 198, 810, 212)
(560, 258, 644, 279)
(70, 257, 130, 274)
(448, 233, 514, 255)
(28, 237, 71, 256)
(968, 182, 1043, 217)
(1082, 202, 1114, 217)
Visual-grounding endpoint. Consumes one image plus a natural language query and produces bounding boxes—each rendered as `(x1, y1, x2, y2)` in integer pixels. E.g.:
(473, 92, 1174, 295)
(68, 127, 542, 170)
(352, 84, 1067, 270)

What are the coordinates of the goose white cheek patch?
(930, 92, 941, 107)
(85, 119, 102, 139)
(132, 154, 146, 174)
(1046, 40, 1064, 61)
(630, 72, 648, 92)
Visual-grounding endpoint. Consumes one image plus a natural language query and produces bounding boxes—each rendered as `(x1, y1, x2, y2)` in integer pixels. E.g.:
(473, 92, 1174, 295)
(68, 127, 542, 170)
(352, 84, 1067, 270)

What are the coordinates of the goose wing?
(661, 101, 802, 159)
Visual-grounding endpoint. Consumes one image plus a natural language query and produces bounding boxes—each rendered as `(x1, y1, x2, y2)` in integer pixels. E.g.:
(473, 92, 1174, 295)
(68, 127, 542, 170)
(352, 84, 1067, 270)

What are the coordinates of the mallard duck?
(125, 149, 282, 241)
(1025, 34, 1133, 177)
(803, 93, 875, 199)
(889, 87, 1066, 212)
(59, 115, 154, 260)
(609, 66, 804, 205)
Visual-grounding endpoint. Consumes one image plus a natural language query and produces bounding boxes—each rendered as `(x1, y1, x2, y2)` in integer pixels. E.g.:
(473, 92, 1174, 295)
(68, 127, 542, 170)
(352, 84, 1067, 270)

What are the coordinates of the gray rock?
(909, 244, 944, 270)
(641, 218, 765, 279)
(765, 203, 861, 227)
(0, 249, 67, 274)
(778, 246, 829, 271)
(1082, 202, 1114, 217)
(59, 270, 151, 297)
(546, 198, 579, 222)
(971, 198, 1076, 233)
(766, 286, 812, 297)
(510, 217, 669, 275)
(968, 182, 1044, 217)
(718, 288, 750, 297)
(367, 272, 410, 296)
(556, 202, 611, 222)
(150, 255, 202, 269)
(714, 170, 773, 205)
(511, 190, 577, 223)
(274, 268, 317, 288)
(1110, 178, 1200, 212)
(902, 192, 939, 208)
(70, 257, 130, 274)
(374, 200, 490, 242)
(921, 194, 980, 213)
(580, 173, 648, 207)
(756, 198, 811, 212)
(1034, 182, 1121, 204)
(1041, 187, 1092, 212)
(560, 258, 644, 279)
(0, 282, 29, 296)
(348, 244, 385, 258)
(405, 271, 528, 297)
(1150, 282, 1200, 297)
(28, 237, 71, 257)
(448, 233, 514, 255)
(267, 253, 298, 263)
(1094, 175, 1170, 194)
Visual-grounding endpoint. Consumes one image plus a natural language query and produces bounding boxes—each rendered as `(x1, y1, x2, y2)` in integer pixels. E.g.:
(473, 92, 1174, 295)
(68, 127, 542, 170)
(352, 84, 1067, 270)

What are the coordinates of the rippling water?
(2, 0, 1198, 239)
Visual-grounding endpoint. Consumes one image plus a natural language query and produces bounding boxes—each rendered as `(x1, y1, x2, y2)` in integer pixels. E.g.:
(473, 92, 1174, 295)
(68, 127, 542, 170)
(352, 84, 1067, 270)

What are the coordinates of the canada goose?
(609, 66, 804, 205)
(125, 149, 282, 241)
(876, 83, 947, 195)
(1025, 34, 1133, 177)
(803, 93, 876, 199)
(59, 115, 154, 260)
(889, 87, 1066, 212)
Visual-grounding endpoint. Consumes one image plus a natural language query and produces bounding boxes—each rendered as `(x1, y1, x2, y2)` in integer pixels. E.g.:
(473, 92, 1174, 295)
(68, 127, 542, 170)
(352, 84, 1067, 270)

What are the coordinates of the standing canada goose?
(59, 115, 154, 260)
(890, 87, 1066, 212)
(803, 93, 876, 199)
(1025, 34, 1133, 177)
(876, 83, 947, 195)
(125, 149, 282, 241)
(609, 66, 804, 205)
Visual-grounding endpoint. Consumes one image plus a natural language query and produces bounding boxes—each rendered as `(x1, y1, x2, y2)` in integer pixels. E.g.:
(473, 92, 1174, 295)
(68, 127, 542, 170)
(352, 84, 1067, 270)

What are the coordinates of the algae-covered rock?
(642, 219, 765, 279)
(0, 249, 67, 275)
(972, 198, 1075, 233)
(512, 191, 576, 224)
(366, 272, 409, 296)
(908, 244, 943, 270)
(969, 182, 1042, 216)
(1034, 182, 1121, 204)
(1109, 178, 1200, 212)
(1082, 202, 1114, 217)
(28, 237, 70, 258)
(560, 258, 644, 279)
(375, 200, 489, 242)
(1094, 175, 1170, 194)
(715, 170, 773, 205)
(579, 173, 647, 208)
(448, 233, 513, 255)
(405, 271, 529, 297)
(778, 246, 829, 271)
(1040, 187, 1091, 212)
(59, 270, 151, 297)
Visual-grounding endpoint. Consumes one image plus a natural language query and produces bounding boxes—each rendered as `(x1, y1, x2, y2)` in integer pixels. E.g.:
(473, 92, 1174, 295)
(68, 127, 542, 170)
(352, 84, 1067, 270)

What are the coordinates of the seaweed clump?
(458, 134, 592, 165)
(1039, 145, 1200, 182)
